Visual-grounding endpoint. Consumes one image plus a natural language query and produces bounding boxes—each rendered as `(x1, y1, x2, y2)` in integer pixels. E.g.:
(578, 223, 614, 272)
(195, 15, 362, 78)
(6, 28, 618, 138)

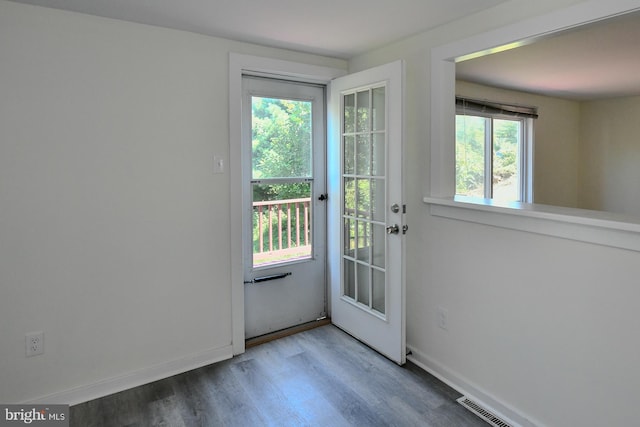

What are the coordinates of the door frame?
(229, 53, 346, 355)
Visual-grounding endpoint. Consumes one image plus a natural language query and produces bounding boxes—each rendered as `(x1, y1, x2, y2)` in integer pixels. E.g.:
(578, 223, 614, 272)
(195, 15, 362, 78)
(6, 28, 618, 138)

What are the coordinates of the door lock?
(390, 203, 400, 213)
(386, 224, 400, 235)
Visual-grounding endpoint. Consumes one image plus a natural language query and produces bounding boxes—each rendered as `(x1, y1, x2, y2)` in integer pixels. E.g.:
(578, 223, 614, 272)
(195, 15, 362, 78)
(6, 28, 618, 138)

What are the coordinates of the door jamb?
(229, 53, 346, 355)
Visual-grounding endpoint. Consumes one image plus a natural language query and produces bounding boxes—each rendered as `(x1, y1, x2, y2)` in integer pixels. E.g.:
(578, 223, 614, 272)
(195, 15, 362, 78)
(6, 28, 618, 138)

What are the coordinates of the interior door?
(328, 61, 405, 364)
(242, 76, 327, 339)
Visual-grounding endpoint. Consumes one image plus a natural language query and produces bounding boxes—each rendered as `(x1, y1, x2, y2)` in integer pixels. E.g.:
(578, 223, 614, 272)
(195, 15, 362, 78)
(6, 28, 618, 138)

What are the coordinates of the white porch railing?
(253, 197, 311, 265)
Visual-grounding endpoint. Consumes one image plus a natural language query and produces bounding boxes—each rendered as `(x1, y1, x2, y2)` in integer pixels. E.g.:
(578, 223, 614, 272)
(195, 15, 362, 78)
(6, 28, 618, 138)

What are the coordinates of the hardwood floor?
(71, 325, 487, 426)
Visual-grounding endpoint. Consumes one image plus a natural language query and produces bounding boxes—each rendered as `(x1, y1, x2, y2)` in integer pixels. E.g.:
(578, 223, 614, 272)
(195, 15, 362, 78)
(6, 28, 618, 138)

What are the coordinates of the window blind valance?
(456, 96, 539, 119)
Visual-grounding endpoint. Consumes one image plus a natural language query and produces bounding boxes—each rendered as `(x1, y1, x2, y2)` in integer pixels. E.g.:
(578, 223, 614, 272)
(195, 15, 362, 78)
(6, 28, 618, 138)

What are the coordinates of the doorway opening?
(241, 76, 327, 340)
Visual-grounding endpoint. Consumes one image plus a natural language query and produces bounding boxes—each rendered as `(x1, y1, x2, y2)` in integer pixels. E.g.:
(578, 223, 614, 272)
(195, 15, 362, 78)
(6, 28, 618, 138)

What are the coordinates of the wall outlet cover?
(26, 331, 44, 357)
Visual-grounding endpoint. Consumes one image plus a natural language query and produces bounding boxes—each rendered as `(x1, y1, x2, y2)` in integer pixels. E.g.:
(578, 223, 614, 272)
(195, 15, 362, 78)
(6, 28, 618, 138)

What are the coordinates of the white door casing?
(229, 53, 346, 355)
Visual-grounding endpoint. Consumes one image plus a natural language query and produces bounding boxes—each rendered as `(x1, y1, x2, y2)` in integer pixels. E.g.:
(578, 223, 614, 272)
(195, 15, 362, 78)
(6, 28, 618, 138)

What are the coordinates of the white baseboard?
(406, 344, 544, 427)
(21, 345, 234, 406)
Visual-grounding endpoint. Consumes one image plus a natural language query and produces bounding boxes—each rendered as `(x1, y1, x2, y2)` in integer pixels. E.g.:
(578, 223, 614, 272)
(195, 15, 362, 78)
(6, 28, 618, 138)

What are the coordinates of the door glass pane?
(372, 133, 385, 176)
(344, 177, 355, 214)
(252, 96, 312, 179)
(371, 179, 385, 222)
(356, 135, 371, 175)
(344, 217, 355, 258)
(344, 259, 355, 299)
(372, 268, 385, 314)
(356, 90, 370, 132)
(344, 135, 355, 174)
(344, 93, 355, 134)
(252, 183, 311, 267)
(372, 87, 385, 131)
(356, 221, 370, 263)
(357, 263, 370, 305)
(455, 114, 486, 197)
(341, 86, 388, 316)
(356, 178, 370, 218)
(372, 224, 385, 268)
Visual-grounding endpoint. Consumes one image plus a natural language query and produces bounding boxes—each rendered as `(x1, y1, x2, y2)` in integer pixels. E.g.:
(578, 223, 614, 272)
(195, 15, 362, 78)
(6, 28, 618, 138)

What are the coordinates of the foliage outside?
(455, 115, 520, 201)
(251, 97, 313, 263)
(252, 97, 312, 200)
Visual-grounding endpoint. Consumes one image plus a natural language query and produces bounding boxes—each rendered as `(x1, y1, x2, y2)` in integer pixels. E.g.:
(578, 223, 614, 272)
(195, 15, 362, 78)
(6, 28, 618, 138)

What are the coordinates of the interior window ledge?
(424, 195, 640, 252)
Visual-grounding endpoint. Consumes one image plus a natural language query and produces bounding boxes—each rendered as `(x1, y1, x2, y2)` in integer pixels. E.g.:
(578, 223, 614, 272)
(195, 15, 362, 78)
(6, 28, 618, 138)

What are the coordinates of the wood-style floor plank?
(71, 325, 487, 426)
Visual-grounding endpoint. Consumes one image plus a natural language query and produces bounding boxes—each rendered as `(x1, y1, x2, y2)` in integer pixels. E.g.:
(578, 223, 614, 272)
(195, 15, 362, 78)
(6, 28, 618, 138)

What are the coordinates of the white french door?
(242, 76, 327, 339)
(328, 61, 406, 364)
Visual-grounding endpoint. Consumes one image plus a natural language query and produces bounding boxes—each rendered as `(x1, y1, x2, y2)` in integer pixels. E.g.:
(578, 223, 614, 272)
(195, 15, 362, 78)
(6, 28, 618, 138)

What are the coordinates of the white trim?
(429, 0, 640, 250)
(523, 118, 534, 204)
(406, 344, 541, 427)
(229, 53, 346, 355)
(425, 196, 640, 252)
(484, 118, 492, 198)
(22, 345, 233, 406)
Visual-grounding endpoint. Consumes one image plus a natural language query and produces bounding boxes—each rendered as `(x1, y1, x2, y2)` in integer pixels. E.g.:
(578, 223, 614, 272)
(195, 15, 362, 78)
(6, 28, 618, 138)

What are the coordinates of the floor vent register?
(457, 396, 514, 427)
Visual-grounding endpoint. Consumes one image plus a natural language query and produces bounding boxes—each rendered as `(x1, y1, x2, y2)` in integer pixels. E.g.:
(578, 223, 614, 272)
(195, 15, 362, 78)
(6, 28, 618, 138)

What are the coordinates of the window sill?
(423, 195, 640, 252)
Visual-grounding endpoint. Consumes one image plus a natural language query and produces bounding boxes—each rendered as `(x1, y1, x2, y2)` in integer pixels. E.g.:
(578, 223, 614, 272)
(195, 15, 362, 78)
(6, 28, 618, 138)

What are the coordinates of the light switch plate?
(213, 155, 224, 174)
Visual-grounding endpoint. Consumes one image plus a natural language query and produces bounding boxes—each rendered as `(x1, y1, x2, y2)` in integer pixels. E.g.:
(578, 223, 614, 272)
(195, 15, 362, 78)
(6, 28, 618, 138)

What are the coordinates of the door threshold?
(245, 317, 331, 349)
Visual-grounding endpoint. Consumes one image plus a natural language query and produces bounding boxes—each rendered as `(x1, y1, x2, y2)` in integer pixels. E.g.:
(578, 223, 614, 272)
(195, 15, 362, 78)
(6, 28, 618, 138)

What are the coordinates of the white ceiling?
(8, 0, 506, 59)
(14, 1, 637, 100)
(456, 10, 640, 100)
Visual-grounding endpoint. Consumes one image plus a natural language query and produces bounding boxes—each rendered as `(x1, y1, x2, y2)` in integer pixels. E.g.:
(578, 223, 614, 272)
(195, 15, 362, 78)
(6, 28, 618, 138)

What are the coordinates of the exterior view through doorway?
(234, 57, 405, 365)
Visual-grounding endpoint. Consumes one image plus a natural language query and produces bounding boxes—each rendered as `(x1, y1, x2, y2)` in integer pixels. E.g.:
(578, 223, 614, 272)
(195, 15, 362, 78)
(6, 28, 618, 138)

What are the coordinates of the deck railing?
(253, 197, 311, 265)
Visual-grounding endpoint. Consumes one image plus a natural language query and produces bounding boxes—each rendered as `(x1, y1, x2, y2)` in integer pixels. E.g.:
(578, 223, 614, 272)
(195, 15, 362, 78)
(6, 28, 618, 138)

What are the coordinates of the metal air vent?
(457, 396, 515, 427)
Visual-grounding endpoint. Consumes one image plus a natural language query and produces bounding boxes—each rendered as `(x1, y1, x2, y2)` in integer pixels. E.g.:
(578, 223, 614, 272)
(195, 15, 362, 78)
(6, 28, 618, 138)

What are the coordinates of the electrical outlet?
(26, 332, 44, 357)
(437, 307, 448, 331)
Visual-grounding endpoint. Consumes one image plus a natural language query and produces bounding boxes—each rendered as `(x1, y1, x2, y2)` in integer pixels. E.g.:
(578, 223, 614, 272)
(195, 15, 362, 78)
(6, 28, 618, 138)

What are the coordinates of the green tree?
(456, 116, 520, 196)
(456, 115, 486, 196)
(251, 97, 313, 255)
(493, 119, 519, 182)
(252, 97, 312, 201)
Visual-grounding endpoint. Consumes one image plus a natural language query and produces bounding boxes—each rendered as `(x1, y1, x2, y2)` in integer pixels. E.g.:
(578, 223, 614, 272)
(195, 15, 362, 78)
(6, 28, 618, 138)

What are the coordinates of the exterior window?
(455, 97, 536, 202)
(251, 96, 314, 267)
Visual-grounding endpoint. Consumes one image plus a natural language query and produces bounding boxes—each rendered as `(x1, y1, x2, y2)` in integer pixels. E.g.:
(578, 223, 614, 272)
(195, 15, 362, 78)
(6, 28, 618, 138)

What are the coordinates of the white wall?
(456, 80, 582, 207)
(579, 95, 640, 213)
(350, 1, 640, 426)
(5, 0, 640, 424)
(0, 0, 346, 404)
